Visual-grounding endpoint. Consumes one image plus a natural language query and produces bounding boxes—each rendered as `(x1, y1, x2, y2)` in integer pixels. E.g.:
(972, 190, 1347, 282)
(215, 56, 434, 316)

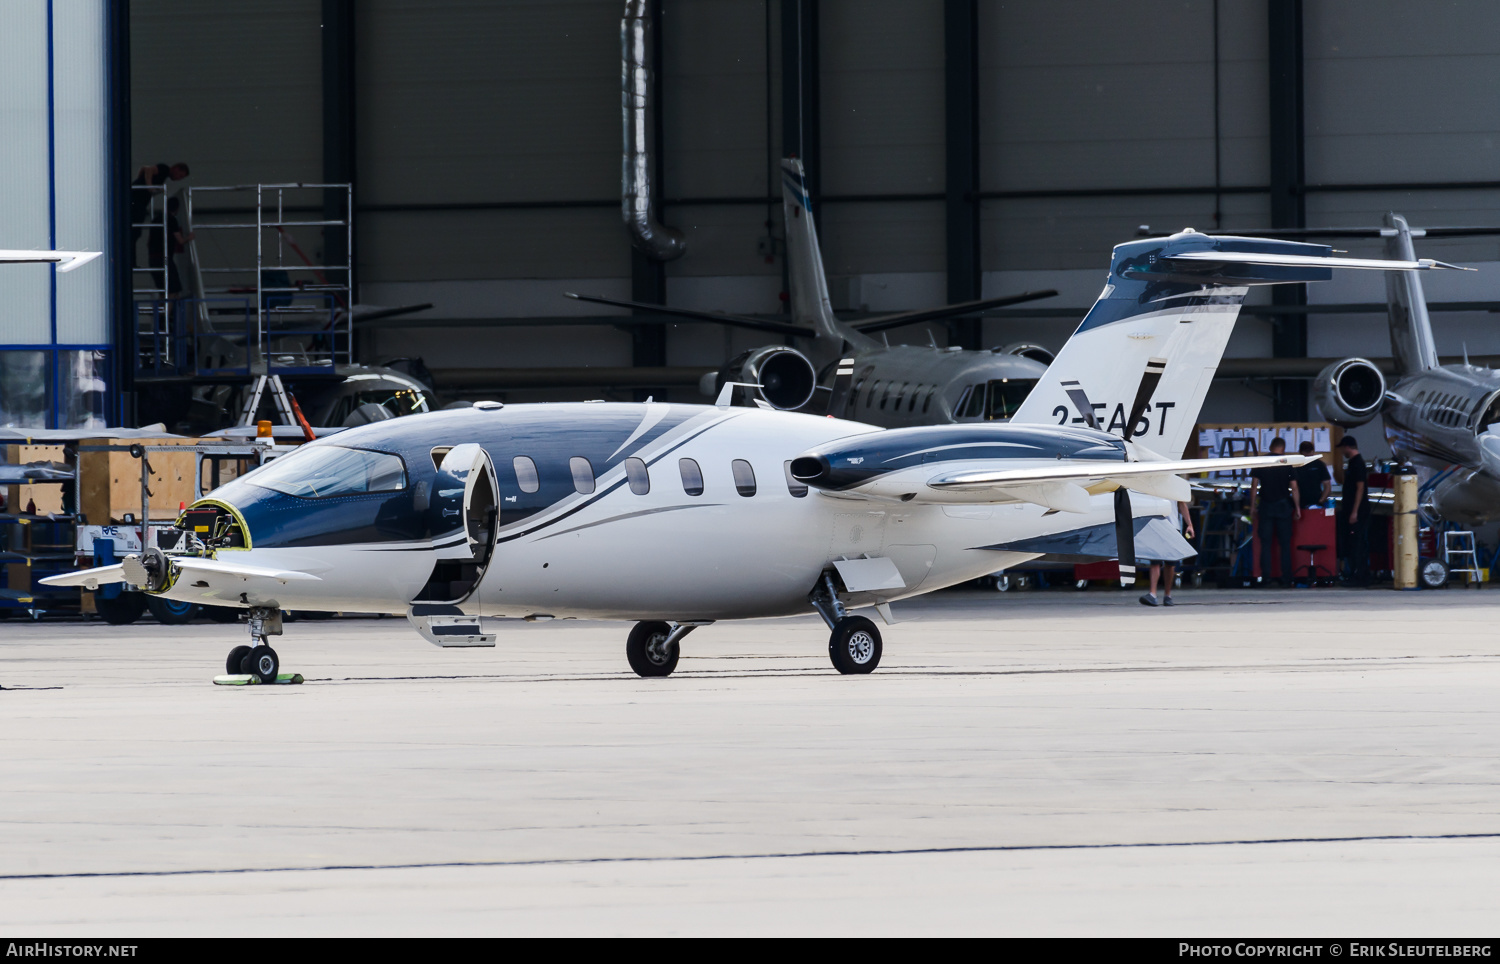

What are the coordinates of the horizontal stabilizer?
(175, 556, 321, 584)
(0, 249, 102, 272)
(1167, 250, 1468, 272)
(928, 454, 1314, 492)
(980, 515, 1197, 563)
(38, 564, 128, 589)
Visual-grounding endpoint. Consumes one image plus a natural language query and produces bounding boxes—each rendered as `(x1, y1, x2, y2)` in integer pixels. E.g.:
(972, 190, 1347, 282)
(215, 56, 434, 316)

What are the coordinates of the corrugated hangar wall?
(130, 0, 1500, 430)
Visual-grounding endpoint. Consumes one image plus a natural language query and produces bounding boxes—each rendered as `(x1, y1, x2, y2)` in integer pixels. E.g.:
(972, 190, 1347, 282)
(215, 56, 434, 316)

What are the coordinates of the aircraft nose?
(1479, 431, 1500, 474)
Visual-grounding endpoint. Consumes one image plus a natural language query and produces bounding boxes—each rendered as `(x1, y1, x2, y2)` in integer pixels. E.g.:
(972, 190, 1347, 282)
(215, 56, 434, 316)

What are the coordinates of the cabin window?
(891, 383, 908, 411)
(679, 458, 704, 496)
(513, 456, 539, 493)
(866, 380, 881, 408)
(922, 388, 936, 413)
(247, 444, 406, 499)
(732, 459, 757, 497)
(783, 460, 808, 498)
(569, 457, 595, 495)
(625, 457, 650, 495)
(908, 387, 920, 412)
(879, 384, 893, 410)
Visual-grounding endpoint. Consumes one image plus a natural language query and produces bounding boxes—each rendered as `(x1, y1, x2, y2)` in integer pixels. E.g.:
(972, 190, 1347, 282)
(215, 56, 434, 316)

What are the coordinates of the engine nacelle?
(997, 342, 1055, 366)
(1312, 357, 1386, 428)
(709, 346, 818, 411)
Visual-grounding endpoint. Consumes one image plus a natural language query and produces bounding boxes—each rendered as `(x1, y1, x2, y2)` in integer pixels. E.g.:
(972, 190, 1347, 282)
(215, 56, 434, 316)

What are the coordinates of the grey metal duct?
(621, 0, 686, 261)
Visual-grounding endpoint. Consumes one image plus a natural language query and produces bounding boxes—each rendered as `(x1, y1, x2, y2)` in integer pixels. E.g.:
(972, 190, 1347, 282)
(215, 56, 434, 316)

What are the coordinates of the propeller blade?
(1123, 357, 1167, 441)
(1114, 487, 1137, 587)
(1060, 380, 1101, 430)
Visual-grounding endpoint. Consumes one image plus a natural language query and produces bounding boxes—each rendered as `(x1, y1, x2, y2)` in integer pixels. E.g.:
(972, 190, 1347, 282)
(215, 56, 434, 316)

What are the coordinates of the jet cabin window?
(570, 457, 595, 495)
(679, 458, 704, 496)
(783, 460, 808, 498)
(625, 457, 650, 495)
(245, 445, 406, 499)
(732, 459, 757, 497)
(513, 456, 539, 493)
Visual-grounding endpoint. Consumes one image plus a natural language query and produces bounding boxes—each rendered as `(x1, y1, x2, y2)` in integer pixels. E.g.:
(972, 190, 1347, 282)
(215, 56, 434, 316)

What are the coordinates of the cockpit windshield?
(985, 379, 1036, 420)
(1478, 392, 1500, 434)
(243, 445, 407, 499)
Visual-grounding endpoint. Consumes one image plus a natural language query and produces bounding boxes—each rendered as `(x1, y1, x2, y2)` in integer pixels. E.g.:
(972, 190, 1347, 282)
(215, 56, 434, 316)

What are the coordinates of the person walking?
(1337, 435, 1373, 586)
(1139, 500, 1195, 607)
(1250, 436, 1301, 586)
(1296, 439, 1333, 508)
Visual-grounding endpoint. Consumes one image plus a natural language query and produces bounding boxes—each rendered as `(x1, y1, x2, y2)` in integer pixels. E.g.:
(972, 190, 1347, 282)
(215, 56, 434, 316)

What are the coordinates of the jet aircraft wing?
(847, 289, 1059, 333)
(40, 555, 321, 589)
(928, 453, 1315, 493)
(562, 293, 810, 337)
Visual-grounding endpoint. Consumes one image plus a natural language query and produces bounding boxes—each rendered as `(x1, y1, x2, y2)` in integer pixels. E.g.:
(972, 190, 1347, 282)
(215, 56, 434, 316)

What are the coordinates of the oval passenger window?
(513, 456, 539, 493)
(625, 457, 650, 495)
(732, 459, 757, 497)
(783, 460, 808, 498)
(679, 458, 704, 496)
(569, 457, 595, 495)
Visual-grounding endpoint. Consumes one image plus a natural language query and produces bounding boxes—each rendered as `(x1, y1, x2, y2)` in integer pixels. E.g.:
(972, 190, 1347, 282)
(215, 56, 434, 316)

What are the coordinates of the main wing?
(0, 250, 102, 272)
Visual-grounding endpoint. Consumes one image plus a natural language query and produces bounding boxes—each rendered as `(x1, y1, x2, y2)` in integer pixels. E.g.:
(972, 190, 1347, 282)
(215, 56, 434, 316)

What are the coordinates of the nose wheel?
(225, 607, 284, 683)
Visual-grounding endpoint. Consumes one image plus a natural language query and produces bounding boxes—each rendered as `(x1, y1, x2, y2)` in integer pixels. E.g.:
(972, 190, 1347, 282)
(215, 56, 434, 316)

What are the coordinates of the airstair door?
(432, 443, 500, 565)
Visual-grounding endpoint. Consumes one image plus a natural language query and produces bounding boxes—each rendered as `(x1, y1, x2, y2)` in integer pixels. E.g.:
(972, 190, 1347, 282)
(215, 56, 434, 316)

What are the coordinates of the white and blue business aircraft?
(45, 231, 1454, 679)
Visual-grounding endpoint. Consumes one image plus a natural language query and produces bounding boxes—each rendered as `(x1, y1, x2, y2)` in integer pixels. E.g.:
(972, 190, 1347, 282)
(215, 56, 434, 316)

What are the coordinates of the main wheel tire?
(147, 596, 201, 625)
(994, 574, 1011, 592)
(828, 615, 882, 675)
(203, 606, 242, 624)
(94, 590, 146, 625)
(226, 645, 252, 676)
(1418, 557, 1449, 589)
(246, 645, 280, 684)
(625, 620, 679, 677)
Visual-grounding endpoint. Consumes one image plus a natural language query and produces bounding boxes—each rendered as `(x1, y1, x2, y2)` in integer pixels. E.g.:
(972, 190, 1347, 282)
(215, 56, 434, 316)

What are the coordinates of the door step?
(406, 603, 495, 647)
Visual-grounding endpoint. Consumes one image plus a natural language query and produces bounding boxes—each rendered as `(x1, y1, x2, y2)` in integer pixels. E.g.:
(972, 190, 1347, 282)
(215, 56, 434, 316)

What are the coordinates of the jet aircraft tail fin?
(1009, 228, 1458, 459)
(780, 158, 876, 350)
(1383, 212, 1440, 375)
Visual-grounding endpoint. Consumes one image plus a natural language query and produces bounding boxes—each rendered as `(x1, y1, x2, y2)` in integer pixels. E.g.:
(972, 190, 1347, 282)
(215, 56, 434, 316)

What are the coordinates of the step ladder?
(236, 374, 297, 427)
(1444, 530, 1483, 586)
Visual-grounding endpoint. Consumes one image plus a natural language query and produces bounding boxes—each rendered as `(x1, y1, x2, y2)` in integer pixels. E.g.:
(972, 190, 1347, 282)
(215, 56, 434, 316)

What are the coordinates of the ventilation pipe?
(621, 0, 686, 261)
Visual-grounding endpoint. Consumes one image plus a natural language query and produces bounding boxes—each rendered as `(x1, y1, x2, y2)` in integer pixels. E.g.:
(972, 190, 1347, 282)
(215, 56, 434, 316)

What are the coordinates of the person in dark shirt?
(1295, 440, 1332, 508)
(1337, 435, 1372, 586)
(130, 161, 190, 270)
(1250, 436, 1301, 586)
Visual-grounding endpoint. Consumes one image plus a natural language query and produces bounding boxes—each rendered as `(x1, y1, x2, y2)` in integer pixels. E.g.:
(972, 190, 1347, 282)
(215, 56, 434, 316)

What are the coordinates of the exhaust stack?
(621, 0, 686, 261)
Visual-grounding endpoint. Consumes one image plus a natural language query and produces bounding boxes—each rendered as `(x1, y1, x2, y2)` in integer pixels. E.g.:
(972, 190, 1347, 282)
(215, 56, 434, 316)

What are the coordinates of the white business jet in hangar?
(44, 231, 1456, 679)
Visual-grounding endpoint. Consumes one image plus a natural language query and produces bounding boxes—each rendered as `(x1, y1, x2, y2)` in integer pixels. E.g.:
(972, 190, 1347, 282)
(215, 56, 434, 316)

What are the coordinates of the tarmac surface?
(1, 586, 1498, 936)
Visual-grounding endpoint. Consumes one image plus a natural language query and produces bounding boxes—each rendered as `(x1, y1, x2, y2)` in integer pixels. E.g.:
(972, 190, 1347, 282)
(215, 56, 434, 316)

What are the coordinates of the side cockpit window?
(246, 445, 406, 499)
(513, 456, 540, 493)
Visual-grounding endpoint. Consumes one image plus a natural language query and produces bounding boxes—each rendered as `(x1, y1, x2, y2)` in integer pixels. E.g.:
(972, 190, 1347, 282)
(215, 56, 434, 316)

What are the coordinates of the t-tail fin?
(1383, 212, 1439, 375)
(780, 158, 876, 350)
(1011, 228, 1458, 458)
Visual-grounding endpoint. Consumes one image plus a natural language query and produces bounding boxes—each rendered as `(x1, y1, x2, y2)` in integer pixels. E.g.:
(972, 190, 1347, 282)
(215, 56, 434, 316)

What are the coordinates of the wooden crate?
(78, 438, 198, 523)
(4, 444, 68, 516)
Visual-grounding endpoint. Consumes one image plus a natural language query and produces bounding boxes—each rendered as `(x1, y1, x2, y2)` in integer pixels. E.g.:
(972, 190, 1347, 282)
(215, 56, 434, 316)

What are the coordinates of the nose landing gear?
(223, 606, 282, 683)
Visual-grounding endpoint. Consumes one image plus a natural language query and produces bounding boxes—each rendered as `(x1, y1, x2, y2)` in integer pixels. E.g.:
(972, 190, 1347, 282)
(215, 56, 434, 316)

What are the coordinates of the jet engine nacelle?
(1312, 357, 1386, 428)
(710, 346, 818, 411)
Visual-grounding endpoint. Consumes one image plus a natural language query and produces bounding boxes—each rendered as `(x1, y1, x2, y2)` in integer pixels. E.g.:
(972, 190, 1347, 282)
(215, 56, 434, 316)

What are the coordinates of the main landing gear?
(810, 572, 883, 674)
(625, 621, 704, 677)
(225, 606, 282, 683)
